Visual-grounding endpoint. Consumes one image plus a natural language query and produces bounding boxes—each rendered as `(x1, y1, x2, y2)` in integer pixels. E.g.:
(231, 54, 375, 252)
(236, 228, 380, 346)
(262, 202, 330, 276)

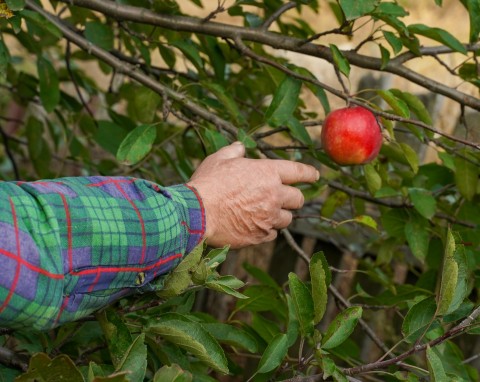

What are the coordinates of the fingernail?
(315, 171, 320, 181)
(233, 141, 243, 145)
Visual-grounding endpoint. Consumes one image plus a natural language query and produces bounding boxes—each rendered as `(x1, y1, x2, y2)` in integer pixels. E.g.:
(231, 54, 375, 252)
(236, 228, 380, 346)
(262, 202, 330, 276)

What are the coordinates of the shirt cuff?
(155, 183, 206, 255)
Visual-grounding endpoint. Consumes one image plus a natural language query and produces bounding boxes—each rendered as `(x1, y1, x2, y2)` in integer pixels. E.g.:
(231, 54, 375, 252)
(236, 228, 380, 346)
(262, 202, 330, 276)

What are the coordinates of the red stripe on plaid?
(181, 221, 204, 235)
(87, 178, 135, 187)
(71, 253, 182, 276)
(87, 270, 102, 293)
(54, 295, 70, 326)
(184, 184, 206, 235)
(0, 248, 64, 279)
(60, 194, 73, 272)
(0, 199, 22, 313)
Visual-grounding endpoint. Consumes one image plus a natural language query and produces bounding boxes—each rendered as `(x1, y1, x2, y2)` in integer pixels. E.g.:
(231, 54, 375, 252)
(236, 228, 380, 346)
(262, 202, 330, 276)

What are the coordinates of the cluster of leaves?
(0, 0, 479, 381)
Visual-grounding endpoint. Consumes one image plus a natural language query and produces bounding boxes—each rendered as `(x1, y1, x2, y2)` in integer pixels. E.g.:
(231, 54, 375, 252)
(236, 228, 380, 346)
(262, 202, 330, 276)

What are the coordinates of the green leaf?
(447, 243, 470, 315)
(286, 117, 313, 145)
(461, 0, 480, 43)
(309, 251, 329, 324)
(237, 129, 257, 149)
(408, 188, 437, 220)
(5, 0, 25, 11)
(364, 164, 382, 195)
(426, 346, 449, 382)
(338, 0, 379, 20)
(329, 44, 350, 77)
(322, 307, 362, 350)
(243, 262, 280, 290)
(288, 273, 314, 337)
(251, 313, 281, 343)
(116, 124, 157, 165)
(202, 323, 258, 353)
(436, 229, 458, 316)
(399, 142, 419, 173)
(37, 57, 59, 113)
(147, 318, 228, 374)
(25, 117, 52, 178)
(205, 279, 248, 299)
(20, 10, 62, 39)
(16, 353, 84, 382)
(405, 214, 430, 260)
(377, 90, 410, 118)
(379, 44, 390, 69)
(158, 45, 177, 69)
(390, 89, 433, 125)
(402, 297, 437, 343)
(153, 364, 192, 382)
(236, 285, 281, 312)
(290, 66, 331, 114)
(95, 121, 130, 155)
(206, 246, 229, 268)
(0, 39, 11, 73)
(157, 244, 204, 298)
(454, 155, 479, 201)
(84, 21, 114, 51)
(256, 334, 288, 374)
(353, 215, 378, 230)
(286, 294, 300, 347)
(408, 24, 467, 54)
(116, 334, 147, 382)
(171, 39, 204, 70)
(373, 2, 409, 17)
(96, 309, 133, 369)
(128, 86, 162, 124)
(265, 76, 302, 126)
(383, 31, 403, 55)
(204, 82, 245, 126)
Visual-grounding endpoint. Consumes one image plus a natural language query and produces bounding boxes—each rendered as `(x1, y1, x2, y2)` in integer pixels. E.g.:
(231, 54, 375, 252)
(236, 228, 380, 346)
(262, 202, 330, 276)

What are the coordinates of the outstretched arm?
(0, 177, 204, 330)
(0, 142, 319, 330)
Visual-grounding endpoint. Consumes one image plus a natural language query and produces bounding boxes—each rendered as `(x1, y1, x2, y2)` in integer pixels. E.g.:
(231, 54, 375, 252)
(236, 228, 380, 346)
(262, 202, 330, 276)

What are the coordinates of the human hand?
(187, 142, 320, 248)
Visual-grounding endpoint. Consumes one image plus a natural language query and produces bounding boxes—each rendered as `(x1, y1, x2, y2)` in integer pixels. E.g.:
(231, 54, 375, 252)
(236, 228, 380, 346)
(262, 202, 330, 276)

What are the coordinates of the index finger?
(272, 160, 320, 184)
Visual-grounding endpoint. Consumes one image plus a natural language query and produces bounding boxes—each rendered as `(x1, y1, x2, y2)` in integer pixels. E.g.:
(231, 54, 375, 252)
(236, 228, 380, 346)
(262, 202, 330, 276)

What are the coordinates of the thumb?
(213, 142, 245, 160)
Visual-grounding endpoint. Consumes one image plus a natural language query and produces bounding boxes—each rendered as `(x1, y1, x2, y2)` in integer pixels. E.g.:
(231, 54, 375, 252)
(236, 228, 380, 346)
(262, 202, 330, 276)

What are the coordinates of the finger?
(273, 209, 293, 229)
(273, 161, 320, 184)
(280, 186, 305, 210)
(212, 142, 245, 160)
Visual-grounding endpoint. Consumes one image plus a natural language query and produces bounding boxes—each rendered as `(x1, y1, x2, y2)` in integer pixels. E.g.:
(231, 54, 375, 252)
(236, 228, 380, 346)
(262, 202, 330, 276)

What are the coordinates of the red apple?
(321, 106, 383, 165)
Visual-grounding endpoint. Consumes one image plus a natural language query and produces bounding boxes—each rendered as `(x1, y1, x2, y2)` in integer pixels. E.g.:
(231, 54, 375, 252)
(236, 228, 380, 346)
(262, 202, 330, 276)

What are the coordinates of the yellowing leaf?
(0, 3, 13, 18)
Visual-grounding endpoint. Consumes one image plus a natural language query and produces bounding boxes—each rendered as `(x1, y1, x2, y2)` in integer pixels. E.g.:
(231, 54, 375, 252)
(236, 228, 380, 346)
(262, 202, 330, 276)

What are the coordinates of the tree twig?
(343, 305, 480, 376)
(260, 1, 296, 31)
(54, 0, 480, 112)
(281, 229, 391, 356)
(0, 346, 28, 372)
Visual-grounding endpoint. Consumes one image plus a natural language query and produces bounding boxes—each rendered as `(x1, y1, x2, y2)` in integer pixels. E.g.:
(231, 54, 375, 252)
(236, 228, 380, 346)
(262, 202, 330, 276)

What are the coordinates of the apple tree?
(0, 0, 479, 381)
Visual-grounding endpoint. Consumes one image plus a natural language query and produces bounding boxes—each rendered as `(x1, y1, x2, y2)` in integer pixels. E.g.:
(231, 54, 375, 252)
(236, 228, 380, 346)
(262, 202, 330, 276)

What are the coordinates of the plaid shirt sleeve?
(0, 176, 205, 330)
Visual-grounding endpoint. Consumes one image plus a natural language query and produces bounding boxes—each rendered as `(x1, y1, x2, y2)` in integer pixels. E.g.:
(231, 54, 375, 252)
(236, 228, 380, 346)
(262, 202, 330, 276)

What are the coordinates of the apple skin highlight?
(321, 106, 383, 165)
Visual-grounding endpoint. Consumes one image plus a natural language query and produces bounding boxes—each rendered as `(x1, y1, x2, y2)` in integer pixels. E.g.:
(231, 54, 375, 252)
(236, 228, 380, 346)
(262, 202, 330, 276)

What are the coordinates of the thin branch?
(202, 0, 227, 23)
(54, 0, 480, 112)
(325, 180, 477, 229)
(344, 305, 480, 376)
(0, 346, 28, 372)
(281, 229, 391, 356)
(24, 0, 239, 140)
(260, 1, 296, 31)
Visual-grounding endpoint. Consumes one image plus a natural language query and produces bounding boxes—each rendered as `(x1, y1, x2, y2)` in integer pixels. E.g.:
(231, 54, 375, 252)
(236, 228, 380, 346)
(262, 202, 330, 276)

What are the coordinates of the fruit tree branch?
(24, 0, 239, 139)
(343, 305, 480, 376)
(56, 0, 480, 112)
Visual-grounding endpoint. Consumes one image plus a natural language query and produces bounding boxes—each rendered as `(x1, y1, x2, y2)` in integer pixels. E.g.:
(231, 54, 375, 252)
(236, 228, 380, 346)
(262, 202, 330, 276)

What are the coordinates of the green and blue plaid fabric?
(0, 176, 204, 330)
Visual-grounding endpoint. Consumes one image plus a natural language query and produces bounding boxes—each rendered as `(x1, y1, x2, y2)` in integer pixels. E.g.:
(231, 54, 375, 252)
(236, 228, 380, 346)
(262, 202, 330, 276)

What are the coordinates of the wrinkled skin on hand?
(187, 142, 320, 248)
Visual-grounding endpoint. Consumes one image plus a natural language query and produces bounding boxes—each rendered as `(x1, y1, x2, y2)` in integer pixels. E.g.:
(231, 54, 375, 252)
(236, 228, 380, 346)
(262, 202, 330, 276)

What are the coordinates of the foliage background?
(0, 0, 479, 381)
